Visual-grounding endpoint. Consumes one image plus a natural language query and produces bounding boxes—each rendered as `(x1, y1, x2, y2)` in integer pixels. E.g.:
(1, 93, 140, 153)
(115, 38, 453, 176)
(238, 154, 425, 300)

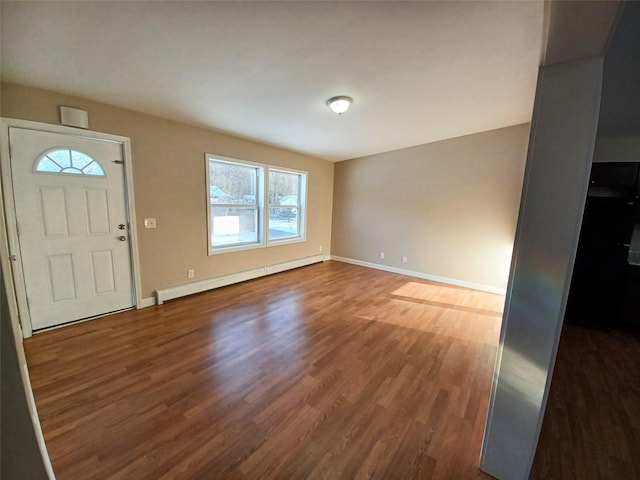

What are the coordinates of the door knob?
(118, 236, 127, 241)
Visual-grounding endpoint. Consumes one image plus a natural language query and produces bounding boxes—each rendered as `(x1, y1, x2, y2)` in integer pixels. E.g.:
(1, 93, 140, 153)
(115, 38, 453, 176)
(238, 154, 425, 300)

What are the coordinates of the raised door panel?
(46, 254, 77, 302)
(90, 250, 116, 296)
(84, 188, 111, 236)
(39, 186, 70, 237)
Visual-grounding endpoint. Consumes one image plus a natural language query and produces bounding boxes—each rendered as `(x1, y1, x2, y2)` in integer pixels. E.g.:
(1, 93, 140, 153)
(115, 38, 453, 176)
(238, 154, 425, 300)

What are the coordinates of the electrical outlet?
(188, 269, 195, 279)
(319, 245, 323, 253)
(402, 256, 407, 263)
(379, 251, 385, 259)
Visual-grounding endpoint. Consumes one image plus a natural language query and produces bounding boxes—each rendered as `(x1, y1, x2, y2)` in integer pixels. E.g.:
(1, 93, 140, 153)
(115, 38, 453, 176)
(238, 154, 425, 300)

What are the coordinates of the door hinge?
(112, 160, 124, 165)
(8, 254, 17, 261)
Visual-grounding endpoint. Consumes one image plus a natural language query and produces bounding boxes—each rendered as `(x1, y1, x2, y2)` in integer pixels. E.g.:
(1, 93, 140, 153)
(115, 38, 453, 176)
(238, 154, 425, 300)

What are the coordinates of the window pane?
(269, 207, 298, 239)
(71, 150, 93, 169)
(269, 170, 300, 205)
(211, 207, 258, 247)
(210, 161, 257, 205)
(82, 161, 106, 176)
(269, 170, 299, 206)
(47, 149, 71, 168)
(36, 157, 62, 173)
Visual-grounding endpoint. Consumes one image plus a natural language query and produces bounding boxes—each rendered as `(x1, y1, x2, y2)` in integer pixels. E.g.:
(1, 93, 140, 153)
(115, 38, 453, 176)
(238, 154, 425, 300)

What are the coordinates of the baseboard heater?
(155, 254, 324, 304)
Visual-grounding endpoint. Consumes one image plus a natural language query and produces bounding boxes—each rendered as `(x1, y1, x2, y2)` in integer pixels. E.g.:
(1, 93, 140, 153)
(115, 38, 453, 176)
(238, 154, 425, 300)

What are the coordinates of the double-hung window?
(206, 154, 307, 254)
(207, 155, 264, 253)
(268, 168, 306, 242)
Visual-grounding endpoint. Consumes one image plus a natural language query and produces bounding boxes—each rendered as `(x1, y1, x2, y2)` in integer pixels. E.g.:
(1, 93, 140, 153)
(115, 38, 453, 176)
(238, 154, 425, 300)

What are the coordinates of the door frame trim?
(0, 117, 143, 338)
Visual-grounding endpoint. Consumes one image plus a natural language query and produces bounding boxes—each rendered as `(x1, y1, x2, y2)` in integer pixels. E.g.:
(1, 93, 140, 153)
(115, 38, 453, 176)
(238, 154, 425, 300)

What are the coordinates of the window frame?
(206, 154, 308, 255)
(266, 166, 308, 246)
(206, 154, 265, 255)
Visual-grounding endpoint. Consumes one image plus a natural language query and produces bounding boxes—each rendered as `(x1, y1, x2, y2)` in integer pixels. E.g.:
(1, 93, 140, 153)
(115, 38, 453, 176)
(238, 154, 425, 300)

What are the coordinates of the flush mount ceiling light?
(327, 96, 353, 115)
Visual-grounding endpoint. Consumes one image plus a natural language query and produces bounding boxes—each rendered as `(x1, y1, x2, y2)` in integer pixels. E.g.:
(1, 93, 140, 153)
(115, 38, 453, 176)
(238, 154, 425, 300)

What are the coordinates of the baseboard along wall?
(150, 253, 503, 307)
(155, 254, 325, 304)
(330, 256, 506, 295)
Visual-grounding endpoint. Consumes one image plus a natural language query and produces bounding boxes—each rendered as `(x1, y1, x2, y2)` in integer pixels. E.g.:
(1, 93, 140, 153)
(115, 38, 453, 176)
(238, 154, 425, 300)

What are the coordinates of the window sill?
(267, 236, 306, 247)
(209, 242, 265, 256)
(209, 237, 306, 255)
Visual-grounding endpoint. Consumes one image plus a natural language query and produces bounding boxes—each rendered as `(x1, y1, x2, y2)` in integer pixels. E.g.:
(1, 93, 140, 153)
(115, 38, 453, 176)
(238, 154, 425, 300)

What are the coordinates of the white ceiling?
(1, 1, 544, 162)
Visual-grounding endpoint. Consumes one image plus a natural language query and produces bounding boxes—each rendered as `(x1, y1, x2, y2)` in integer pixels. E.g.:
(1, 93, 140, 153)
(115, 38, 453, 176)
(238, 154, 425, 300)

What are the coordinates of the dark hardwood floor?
(531, 323, 640, 480)
(24, 261, 504, 479)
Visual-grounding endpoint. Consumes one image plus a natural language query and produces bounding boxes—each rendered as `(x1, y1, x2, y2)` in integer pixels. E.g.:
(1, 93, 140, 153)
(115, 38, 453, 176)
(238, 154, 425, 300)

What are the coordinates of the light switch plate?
(144, 218, 157, 229)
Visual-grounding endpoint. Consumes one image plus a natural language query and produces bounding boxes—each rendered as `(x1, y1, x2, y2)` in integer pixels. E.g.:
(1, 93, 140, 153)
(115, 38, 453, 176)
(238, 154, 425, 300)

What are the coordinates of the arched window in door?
(35, 149, 105, 176)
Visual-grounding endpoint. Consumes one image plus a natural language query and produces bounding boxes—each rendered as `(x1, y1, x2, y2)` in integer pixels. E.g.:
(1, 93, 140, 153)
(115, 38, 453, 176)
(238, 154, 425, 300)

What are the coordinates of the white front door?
(9, 127, 134, 330)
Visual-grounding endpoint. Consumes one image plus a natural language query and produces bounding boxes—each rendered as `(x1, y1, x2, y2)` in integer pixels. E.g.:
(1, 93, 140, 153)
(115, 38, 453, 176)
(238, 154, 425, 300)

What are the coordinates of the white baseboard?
(330, 256, 506, 295)
(265, 255, 324, 275)
(138, 297, 157, 308)
(155, 254, 325, 304)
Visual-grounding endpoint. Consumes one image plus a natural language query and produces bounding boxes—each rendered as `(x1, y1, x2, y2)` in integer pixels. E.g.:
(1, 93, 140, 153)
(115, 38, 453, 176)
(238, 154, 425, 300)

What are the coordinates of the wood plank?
(24, 261, 504, 479)
(531, 324, 640, 480)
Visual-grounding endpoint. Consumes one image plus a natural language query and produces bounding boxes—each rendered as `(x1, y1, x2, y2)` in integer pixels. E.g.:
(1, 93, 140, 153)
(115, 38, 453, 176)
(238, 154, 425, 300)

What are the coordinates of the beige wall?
(1, 83, 334, 299)
(331, 124, 529, 290)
